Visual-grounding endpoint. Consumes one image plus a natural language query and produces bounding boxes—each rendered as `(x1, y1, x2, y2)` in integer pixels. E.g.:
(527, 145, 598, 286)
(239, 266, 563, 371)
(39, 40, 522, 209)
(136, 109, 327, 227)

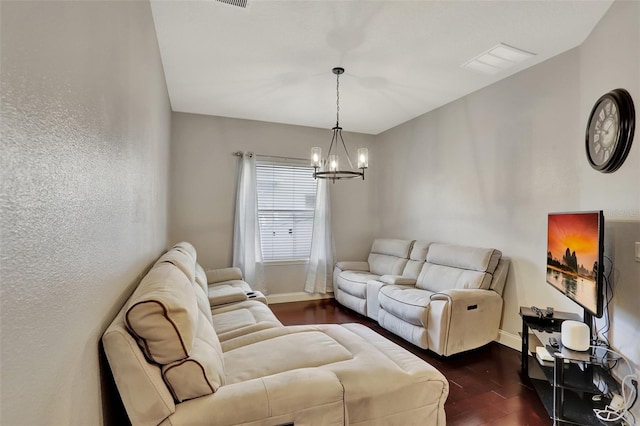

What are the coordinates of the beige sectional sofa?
(103, 242, 449, 426)
(334, 239, 510, 356)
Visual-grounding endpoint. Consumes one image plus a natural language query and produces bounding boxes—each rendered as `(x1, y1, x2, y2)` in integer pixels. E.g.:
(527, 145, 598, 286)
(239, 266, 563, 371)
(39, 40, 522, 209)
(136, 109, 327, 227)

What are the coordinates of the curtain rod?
(233, 151, 308, 162)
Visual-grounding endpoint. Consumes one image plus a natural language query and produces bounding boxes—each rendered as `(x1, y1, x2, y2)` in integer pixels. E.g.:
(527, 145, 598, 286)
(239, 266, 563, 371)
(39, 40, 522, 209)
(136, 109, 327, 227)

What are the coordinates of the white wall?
(374, 0, 639, 406)
(0, 1, 171, 425)
(580, 6, 640, 417)
(169, 113, 377, 294)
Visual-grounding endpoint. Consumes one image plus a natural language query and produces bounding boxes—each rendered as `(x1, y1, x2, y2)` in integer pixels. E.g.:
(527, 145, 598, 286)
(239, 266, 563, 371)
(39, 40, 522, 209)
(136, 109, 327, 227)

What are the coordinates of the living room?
(1, 0, 638, 425)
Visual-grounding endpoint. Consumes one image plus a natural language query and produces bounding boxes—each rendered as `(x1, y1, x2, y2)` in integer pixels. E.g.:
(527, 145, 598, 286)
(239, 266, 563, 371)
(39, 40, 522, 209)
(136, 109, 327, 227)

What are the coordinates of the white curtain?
(232, 153, 266, 293)
(304, 172, 335, 294)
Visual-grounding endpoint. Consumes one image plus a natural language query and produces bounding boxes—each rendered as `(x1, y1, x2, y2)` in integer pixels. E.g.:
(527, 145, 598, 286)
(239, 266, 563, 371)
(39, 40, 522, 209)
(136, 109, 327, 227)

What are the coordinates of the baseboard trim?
(267, 291, 334, 304)
(496, 329, 521, 351)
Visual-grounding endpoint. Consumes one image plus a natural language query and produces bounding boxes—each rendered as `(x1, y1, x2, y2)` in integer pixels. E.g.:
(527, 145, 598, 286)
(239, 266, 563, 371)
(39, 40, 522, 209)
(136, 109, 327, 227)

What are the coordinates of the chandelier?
(311, 67, 368, 182)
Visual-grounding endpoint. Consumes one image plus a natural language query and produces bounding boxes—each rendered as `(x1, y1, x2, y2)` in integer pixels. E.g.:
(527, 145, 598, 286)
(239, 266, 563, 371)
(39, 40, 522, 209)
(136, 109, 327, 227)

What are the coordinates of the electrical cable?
(596, 256, 614, 347)
(591, 347, 638, 425)
(630, 379, 639, 409)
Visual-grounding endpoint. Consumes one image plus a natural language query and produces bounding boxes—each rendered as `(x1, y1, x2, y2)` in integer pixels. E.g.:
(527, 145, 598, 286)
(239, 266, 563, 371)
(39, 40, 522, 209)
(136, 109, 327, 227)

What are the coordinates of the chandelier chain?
(336, 71, 340, 126)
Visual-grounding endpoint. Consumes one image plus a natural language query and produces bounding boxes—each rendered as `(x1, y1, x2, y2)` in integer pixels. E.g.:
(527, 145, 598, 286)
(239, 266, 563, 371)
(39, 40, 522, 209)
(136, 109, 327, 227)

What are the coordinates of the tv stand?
(519, 307, 621, 425)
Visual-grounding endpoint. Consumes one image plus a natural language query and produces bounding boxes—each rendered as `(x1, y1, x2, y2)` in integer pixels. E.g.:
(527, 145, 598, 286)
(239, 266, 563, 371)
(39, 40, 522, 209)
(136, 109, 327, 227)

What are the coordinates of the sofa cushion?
(194, 263, 208, 294)
(400, 240, 430, 279)
(426, 243, 501, 274)
(173, 241, 197, 261)
(417, 264, 493, 292)
(224, 331, 353, 384)
(193, 282, 214, 326)
(409, 241, 430, 261)
(211, 301, 282, 341)
(368, 254, 409, 276)
(125, 263, 198, 364)
(371, 238, 414, 258)
(213, 308, 259, 334)
(156, 249, 196, 284)
(162, 312, 225, 402)
(311, 324, 448, 425)
(337, 271, 379, 298)
(416, 244, 502, 292)
(379, 285, 434, 326)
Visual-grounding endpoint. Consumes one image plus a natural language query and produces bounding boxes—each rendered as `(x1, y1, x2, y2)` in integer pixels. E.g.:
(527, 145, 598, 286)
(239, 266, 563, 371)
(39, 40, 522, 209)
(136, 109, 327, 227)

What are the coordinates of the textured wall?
(374, 0, 639, 415)
(0, 1, 171, 424)
(169, 113, 377, 294)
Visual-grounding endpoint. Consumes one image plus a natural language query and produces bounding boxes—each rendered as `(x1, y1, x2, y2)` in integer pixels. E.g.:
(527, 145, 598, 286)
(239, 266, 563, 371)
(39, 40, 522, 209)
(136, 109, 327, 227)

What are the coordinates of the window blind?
(256, 161, 317, 261)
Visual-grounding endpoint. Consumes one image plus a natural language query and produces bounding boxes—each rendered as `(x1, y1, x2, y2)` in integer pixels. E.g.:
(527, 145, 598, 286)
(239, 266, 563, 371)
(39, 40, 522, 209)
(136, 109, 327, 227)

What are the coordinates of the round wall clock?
(585, 88, 635, 173)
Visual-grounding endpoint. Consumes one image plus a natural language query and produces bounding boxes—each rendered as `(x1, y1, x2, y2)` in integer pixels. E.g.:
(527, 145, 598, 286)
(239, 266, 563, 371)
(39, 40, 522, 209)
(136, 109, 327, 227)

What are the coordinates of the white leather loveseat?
(334, 239, 509, 356)
(103, 242, 449, 426)
(334, 238, 417, 317)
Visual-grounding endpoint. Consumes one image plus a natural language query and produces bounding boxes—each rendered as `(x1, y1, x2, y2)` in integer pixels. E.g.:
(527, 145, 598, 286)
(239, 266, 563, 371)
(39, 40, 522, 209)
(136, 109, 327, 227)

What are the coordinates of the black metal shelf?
(529, 377, 614, 426)
(520, 307, 622, 426)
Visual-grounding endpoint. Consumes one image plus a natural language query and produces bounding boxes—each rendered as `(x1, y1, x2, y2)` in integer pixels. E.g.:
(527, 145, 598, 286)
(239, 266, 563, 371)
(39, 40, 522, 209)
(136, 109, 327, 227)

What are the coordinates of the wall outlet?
(636, 242, 640, 262)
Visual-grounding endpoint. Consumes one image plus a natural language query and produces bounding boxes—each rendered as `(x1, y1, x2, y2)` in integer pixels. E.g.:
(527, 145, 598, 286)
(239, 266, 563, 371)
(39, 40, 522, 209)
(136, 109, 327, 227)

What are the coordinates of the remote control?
(549, 337, 560, 348)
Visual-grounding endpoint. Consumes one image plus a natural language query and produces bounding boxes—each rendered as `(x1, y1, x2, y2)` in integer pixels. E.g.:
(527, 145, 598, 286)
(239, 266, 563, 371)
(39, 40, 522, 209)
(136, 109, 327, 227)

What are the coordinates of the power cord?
(592, 347, 638, 425)
(597, 256, 614, 346)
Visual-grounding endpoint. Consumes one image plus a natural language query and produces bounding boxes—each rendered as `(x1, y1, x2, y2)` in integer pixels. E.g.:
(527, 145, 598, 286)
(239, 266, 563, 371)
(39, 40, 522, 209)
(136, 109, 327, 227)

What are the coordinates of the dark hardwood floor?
(270, 299, 551, 426)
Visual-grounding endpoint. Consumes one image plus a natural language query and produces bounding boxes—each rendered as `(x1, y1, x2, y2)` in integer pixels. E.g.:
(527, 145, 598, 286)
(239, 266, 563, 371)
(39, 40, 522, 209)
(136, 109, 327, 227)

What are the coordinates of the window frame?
(255, 158, 317, 263)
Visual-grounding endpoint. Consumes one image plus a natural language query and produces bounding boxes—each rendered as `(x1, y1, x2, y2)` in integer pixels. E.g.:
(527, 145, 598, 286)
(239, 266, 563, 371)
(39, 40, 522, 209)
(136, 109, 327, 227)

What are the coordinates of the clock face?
(587, 98, 620, 166)
(585, 89, 635, 173)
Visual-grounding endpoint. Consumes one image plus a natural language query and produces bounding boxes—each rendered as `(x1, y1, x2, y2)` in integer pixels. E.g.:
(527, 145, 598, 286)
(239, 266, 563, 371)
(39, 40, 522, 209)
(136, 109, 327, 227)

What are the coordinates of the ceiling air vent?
(462, 43, 536, 75)
(216, 0, 248, 8)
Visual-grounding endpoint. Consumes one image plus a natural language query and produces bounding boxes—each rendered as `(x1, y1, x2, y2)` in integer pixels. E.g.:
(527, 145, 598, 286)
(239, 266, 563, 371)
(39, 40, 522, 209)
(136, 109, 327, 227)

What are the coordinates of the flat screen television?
(546, 211, 605, 322)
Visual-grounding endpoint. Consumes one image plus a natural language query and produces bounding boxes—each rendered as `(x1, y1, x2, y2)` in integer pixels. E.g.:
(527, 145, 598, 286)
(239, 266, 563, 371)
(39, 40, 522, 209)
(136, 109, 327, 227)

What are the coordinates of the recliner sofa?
(334, 239, 510, 356)
(103, 242, 449, 425)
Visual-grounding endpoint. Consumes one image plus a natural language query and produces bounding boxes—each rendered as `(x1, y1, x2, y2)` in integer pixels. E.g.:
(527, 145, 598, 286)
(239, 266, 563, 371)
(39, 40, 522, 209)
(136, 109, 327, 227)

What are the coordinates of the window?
(256, 160, 317, 261)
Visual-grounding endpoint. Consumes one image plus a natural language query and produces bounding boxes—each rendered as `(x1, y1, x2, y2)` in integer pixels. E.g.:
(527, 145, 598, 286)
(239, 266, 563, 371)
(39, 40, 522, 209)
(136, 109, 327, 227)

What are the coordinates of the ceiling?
(150, 0, 613, 135)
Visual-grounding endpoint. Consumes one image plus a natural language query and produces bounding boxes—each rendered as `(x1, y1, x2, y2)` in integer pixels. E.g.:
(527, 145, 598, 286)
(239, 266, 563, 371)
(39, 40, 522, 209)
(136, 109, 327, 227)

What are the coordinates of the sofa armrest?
(335, 261, 369, 272)
(205, 267, 243, 284)
(162, 369, 345, 425)
(207, 286, 248, 306)
(430, 288, 501, 304)
(429, 289, 503, 356)
(379, 275, 417, 285)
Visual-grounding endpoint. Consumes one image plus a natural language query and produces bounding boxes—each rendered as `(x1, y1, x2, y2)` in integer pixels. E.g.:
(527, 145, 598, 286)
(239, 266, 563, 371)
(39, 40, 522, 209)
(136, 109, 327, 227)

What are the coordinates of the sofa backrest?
(401, 241, 430, 279)
(416, 243, 502, 293)
(103, 244, 226, 425)
(367, 239, 414, 276)
(156, 245, 214, 327)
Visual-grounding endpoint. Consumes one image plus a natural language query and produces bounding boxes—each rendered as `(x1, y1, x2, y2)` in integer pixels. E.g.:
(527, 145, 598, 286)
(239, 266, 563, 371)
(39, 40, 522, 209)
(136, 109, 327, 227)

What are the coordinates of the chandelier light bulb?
(357, 148, 369, 169)
(329, 154, 339, 172)
(310, 147, 322, 168)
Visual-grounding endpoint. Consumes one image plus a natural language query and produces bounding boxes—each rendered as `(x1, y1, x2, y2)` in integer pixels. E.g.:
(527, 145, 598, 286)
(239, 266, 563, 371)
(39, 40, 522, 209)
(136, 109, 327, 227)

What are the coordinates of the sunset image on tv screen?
(546, 212, 599, 314)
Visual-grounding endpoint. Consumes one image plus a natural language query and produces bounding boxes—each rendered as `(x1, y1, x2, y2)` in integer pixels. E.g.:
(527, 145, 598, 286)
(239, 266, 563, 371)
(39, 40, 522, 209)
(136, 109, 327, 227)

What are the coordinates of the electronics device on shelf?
(530, 305, 543, 318)
(536, 346, 554, 362)
(561, 320, 591, 351)
(546, 210, 605, 337)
